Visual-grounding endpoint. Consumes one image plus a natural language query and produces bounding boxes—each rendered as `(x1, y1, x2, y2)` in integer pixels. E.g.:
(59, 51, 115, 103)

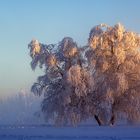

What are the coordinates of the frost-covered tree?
(87, 23, 140, 125)
(28, 23, 140, 126)
(28, 37, 94, 125)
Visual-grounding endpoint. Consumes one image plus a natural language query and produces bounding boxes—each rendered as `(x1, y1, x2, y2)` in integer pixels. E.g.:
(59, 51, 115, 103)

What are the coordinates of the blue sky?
(0, 0, 140, 98)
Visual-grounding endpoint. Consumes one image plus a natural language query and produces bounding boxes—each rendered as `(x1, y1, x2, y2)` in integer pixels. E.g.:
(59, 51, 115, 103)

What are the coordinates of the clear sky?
(0, 0, 140, 98)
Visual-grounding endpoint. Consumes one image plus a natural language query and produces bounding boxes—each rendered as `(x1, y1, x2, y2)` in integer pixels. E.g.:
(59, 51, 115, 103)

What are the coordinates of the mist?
(0, 91, 44, 125)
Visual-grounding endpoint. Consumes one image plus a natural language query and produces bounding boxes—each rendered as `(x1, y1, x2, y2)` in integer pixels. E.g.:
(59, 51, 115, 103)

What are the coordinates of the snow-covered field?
(0, 93, 140, 140)
(0, 125, 140, 140)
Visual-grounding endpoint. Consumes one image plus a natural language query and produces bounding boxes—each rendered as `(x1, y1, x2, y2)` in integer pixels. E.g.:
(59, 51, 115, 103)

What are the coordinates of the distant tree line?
(0, 92, 42, 124)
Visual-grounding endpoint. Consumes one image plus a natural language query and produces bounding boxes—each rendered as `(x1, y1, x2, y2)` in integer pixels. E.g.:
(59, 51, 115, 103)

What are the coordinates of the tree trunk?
(109, 112, 116, 125)
(94, 115, 103, 126)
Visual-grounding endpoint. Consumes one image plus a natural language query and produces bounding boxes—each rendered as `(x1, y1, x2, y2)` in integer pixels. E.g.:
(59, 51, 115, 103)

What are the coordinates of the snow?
(0, 125, 140, 140)
(0, 92, 140, 140)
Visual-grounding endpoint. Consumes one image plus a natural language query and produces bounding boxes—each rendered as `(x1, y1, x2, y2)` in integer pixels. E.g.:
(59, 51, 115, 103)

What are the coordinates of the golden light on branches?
(28, 23, 140, 126)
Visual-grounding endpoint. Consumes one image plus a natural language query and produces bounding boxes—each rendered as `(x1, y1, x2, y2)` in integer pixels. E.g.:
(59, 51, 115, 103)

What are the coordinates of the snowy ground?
(0, 125, 140, 140)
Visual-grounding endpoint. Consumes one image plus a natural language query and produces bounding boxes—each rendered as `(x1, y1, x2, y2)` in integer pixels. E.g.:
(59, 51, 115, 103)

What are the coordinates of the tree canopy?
(28, 23, 140, 126)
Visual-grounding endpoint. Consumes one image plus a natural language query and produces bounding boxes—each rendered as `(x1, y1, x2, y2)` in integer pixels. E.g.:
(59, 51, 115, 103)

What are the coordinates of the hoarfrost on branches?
(28, 23, 140, 126)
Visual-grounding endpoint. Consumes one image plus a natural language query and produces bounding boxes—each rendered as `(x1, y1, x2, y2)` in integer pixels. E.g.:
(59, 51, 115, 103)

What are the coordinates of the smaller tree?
(28, 37, 94, 125)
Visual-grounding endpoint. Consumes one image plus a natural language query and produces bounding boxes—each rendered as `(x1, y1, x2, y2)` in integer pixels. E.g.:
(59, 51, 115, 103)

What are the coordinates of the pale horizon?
(0, 0, 140, 98)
